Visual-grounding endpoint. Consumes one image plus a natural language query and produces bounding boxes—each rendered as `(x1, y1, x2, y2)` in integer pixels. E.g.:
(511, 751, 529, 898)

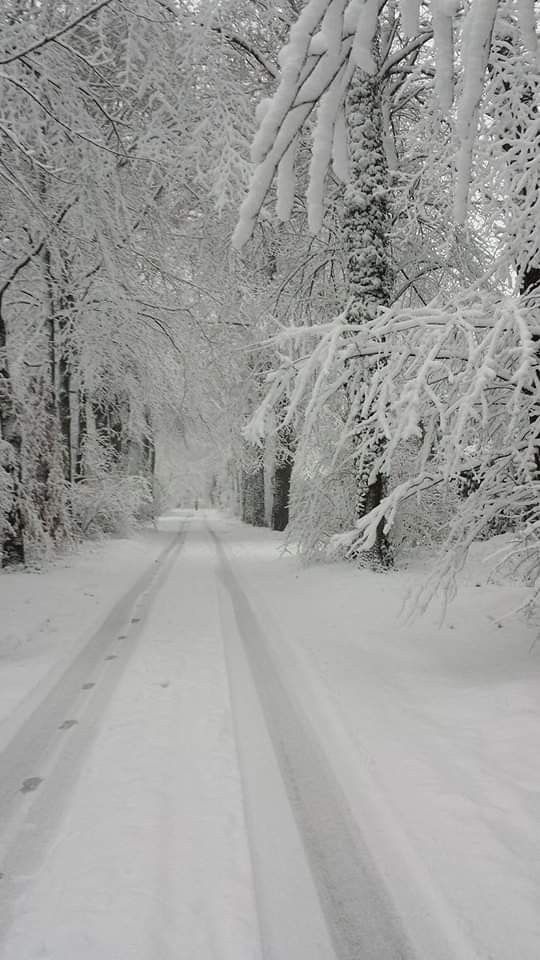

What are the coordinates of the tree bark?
(35, 322, 64, 544)
(271, 425, 295, 532)
(39, 247, 68, 543)
(0, 307, 25, 565)
(76, 389, 87, 480)
(241, 463, 265, 527)
(55, 288, 75, 483)
(271, 458, 293, 531)
(58, 348, 72, 480)
(143, 407, 155, 478)
(344, 65, 393, 568)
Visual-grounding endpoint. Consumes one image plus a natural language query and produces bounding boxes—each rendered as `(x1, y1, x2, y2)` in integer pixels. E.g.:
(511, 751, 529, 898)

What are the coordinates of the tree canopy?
(1, 0, 539, 610)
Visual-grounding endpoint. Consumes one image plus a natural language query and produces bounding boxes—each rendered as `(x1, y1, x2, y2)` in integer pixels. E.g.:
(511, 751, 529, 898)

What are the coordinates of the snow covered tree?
(233, 0, 540, 598)
(342, 62, 394, 566)
(0, 0, 207, 561)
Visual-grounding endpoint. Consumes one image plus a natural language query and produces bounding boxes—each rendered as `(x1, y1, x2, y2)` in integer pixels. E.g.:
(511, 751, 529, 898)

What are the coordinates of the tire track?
(0, 525, 187, 947)
(210, 527, 414, 960)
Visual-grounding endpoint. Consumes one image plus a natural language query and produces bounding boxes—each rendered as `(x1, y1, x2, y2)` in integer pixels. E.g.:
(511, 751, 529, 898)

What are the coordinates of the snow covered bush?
(68, 475, 153, 539)
(389, 440, 460, 553)
(286, 430, 459, 562)
(287, 413, 357, 560)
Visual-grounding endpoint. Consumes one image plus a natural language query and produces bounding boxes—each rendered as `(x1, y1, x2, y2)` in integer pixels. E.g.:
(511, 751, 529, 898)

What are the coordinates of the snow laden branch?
(0, 0, 115, 66)
(247, 290, 540, 603)
(233, 0, 539, 245)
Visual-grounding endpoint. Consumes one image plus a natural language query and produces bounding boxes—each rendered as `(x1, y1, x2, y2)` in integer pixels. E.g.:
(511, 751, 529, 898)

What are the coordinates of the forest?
(1, 4, 540, 957)
(1, 0, 539, 608)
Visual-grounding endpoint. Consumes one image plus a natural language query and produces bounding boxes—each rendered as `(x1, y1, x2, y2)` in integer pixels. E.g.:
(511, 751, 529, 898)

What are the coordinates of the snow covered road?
(0, 523, 188, 948)
(0, 510, 539, 959)
(214, 528, 415, 960)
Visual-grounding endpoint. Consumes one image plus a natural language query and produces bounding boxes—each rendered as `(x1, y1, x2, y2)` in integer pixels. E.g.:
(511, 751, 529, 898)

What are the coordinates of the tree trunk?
(93, 397, 129, 468)
(55, 292, 75, 483)
(271, 425, 295, 532)
(76, 389, 87, 480)
(38, 248, 68, 543)
(241, 464, 265, 527)
(143, 407, 155, 478)
(58, 347, 72, 481)
(0, 308, 25, 565)
(344, 65, 393, 568)
(271, 458, 293, 531)
(35, 307, 65, 544)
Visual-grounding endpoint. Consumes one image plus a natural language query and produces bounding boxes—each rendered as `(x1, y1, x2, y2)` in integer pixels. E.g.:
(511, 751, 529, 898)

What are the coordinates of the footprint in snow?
(21, 777, 43, 794)
(58, 719, 78, 730)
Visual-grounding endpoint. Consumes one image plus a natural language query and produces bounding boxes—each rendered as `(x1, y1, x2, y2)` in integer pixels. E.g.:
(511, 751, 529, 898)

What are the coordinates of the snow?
(343, 0, 363, 33)
(308, 62, 352, 233)
(350, 0, 379, 73)
(331, 104, 350, 181)
(516, 0, 539, 57)
(275, 135, 298, 221)
(233, 0, 539, 244)
(309, 30, 329, 56)
(1, 510, 539, 958)
(252, 0, 328, 165)
(399, 0, 421, 36)
(306, 1, 348, 232)
(233, 0, 348, 247)
(432, 0, 454, 112)
(0, 515, 261, 960)
(218, 555, 337, 959)
(454, 0, 499, 221)
(0, 530, 173, 749)
(254, 97, 272, 124)
(214, 514, 540, 959)
(233, 107, 312, 249)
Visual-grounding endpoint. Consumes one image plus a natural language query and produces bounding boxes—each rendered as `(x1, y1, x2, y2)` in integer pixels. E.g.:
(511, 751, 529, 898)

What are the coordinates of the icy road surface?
(0, 511, 539, 959)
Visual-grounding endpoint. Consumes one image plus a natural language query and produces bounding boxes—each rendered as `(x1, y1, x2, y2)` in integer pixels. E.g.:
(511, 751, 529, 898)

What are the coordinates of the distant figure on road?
(194, 499, 199, 511)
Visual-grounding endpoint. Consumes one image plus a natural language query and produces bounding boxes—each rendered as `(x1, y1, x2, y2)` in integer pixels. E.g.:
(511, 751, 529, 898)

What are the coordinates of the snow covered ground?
(0, 510, 539, 959)
(217, 516, 540, 959)
(0, 528, 176, 747)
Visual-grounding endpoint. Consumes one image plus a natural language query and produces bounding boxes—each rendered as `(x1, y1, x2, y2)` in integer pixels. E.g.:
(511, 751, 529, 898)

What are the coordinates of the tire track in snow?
(210, 527, 415, 960)
(0, 524, 187, 947)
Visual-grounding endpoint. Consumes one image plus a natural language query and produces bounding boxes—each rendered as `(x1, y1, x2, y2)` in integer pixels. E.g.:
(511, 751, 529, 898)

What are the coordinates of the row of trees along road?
(1, 0, 539, 610)
(234, 0, 539, 606)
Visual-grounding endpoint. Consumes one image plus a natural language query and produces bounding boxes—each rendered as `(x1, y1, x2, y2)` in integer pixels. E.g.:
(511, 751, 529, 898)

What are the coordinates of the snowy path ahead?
(1, 510, 539, 959)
